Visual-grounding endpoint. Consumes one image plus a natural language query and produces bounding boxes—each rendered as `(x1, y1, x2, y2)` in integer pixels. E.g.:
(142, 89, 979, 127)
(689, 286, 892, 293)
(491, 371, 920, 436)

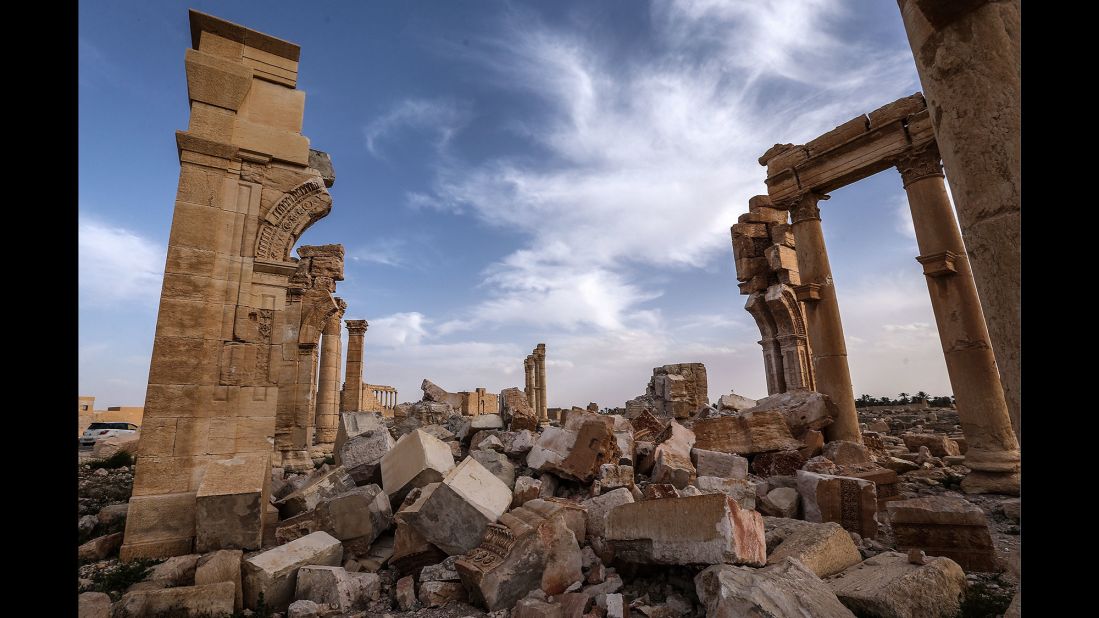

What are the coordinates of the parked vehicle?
(80, 422, 139, 448)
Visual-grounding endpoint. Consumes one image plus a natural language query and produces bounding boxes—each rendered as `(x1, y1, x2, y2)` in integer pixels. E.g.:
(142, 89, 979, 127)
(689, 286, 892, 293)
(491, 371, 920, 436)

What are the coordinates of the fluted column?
(897, 144, 1020, 494)
(896, 0, 1021, 441)
(314, 301, 346, 443)
(787, 193, 861, 443)
(534, 343, 547, 420)
(341, 320, 367, 412)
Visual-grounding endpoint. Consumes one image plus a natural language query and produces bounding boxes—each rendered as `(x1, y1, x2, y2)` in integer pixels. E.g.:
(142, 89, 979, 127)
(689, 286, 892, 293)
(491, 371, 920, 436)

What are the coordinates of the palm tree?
(914, 391, 929, 402)
(897, 392, 910, 404)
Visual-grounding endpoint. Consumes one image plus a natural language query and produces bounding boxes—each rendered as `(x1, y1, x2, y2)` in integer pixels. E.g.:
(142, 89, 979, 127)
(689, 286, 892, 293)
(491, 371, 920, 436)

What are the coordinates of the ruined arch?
(255, 177, 333, 262)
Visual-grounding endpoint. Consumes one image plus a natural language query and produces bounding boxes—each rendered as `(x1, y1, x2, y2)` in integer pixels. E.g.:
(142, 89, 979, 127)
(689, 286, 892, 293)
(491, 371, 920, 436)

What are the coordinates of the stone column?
(897, 144, 1020, 494)
(787, 193, 861, 443)
(314, 301, 345, 444)
(341, 320, 368, 412)
(896, 0, 1021, 441)
(534, 343, 548, 421)
(524, 355, 535, 409)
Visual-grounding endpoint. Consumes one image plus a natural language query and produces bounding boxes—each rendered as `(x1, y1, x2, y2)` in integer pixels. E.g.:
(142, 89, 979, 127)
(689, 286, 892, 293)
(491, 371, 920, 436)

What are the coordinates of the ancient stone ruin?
(78, 5, 1021, 617)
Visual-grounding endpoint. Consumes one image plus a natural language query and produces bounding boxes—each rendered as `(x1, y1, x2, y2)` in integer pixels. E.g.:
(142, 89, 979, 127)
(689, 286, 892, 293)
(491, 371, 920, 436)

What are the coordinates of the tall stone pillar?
(786, 193, 861, 443)
(896, 0, 1021, 441)
(897, 145, 1020, 494)
(524, 355, 536, 410)
(534, 343, 548, 421)
(314, 300, 346, 444)
(341, 320, 368, 412)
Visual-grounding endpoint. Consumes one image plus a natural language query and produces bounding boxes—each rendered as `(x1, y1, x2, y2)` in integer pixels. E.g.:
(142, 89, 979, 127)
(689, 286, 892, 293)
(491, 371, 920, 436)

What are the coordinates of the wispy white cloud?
(367, 312, 430, 347)
(79, 215, 164, 307)
(363, 98, 473, 158)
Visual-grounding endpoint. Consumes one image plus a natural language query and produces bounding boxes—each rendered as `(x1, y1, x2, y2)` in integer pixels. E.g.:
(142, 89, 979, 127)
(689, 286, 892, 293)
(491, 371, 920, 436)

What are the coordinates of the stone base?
(280, 450, 315, 474)
(961, 470, 1020, 496)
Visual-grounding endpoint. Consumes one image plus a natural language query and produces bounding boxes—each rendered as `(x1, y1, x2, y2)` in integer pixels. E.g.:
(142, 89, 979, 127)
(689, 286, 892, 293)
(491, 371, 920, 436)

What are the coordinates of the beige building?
(78, 396, 95, 437)
(78, 397, 145, 436)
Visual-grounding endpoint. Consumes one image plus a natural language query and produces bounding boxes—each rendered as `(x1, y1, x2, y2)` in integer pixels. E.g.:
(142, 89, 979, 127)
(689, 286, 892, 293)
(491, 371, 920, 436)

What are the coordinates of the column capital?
(345, 319, 368, 334)
(896, 142, 944, 188)
(782, 193, 828, 224)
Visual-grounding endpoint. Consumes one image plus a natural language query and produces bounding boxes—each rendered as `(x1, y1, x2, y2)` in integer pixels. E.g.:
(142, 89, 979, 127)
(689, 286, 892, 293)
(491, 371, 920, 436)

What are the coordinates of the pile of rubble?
(78, 374, 1019, 618)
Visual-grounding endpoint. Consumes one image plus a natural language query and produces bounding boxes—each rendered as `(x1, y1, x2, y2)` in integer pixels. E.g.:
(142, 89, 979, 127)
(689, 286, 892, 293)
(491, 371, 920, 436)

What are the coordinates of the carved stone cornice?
(345, 319, 368, 334)
(793, 283, 822, 302)
(916, 251, 959, 277)
(788, 193, 828, 224)
(896, 143, 944, 188)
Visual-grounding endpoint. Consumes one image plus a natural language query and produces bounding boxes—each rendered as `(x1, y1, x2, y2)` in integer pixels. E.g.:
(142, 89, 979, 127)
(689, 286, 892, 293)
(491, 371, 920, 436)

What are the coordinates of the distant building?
(78, 396, 144, 436)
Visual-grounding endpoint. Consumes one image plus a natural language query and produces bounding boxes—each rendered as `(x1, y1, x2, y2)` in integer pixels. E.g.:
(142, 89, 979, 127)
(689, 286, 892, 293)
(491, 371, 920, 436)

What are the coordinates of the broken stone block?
(315, 484, 392, 544)
(582, 487, 635, 538)
(595, 464, 635, 493)
(242, 531, 343, 611)
(528, 414, 620, 483)
(294, 565, 380, 613)
(760, 487, 799, 519)
(513, 476, 542, 508)
(396, 574, 419, 611)
(695, 558, 854, 617)
(823, 441, 871, 465)
(799, 428, 826, 458)
(751, 449, 807, 476)
(126, 554, 200, 592)
(336, 416, 395, 486)
(797, 470, 879, 539)
(502, 387, 540, 431)
(113, 582, 236, 618)
(335, 411, 389, 457)
(718, 392, 758, 412)
(398, 456, 512, 555)
(902, 433, 960, 457)
(419, 580, 468, 607)
(479, 434, 505, 451)
(606, 494, 765, 566)
(287, 599, 320, 618)
(630, 410, 667, 443)
(641, 484, 680, 499)
(605, 593, 625, 618)
(457, 498, 586, 611)
(274, 466, 355, 518)
(79, 591, 112, 617)
(195, 452, 269, 552)
(381, 428, 457, 506)
(514, 596, 565, 618)
(195, 549, 243, 612)
(767, 521, 862, 577)
(539, 473, 559, 498)
(1001, 498, 1020, 523)
(78, 532, 123, 562)
(472, 448, 517, 489)
(97, 503, 128, 528)
(825, 551, 966, 617)
(420, 555, 460, 582)
(391, 518, 447, 579)
(694, 476, 756, 509)
(886, 496, 998, 572)
(471, 413, 504, 429)
(743, 390, 837, 436)
(691, 449, 748, 479)
(868, 420, 890, 433)
(845, 468, 900, 507)
(650, 421, 696, 489)
(92, 432, 141, 459)
(882, 456, 921, 473)
(505, 429, 537, 456)
(693, 412, 801, 455)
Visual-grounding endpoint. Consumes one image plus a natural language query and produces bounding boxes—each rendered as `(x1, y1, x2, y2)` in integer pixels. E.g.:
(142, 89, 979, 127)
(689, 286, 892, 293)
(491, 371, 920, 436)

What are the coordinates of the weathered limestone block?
(630, 410, 667, 443)
(760, 487, 799, 518)
(420, 555, 460, 582)
(501, 387, 540, 431)
(78, 592, 111, 618)
(514, 596, 565, 618)
(693, 411, 802, 455)
(504, 429, 537, 456)
(800, 428, 826, 458)
(610, 415, 636, 465)
(92, 432, 141, 459)
(286, 599, 320, 618)
(527, 413, 620, 483)
(606, 494, 765, 566)
(113, 582, 236, 618)
(825, 551, 966, 617)
(457, 498, 586, 611)
(126, 554, 200, 592)
(695, 558, 855, 618)
(395, 574, 418, 610)
(422, 379, 462, 407)
(582, 487, 635, 538)
(902, 433, 960, 457)
(694, 476, 756, 510)
(316, 484, 392, 544)
(274, 466, 355, 518)
(845, 468, 900, 506)
(294, 565, 380, 613)
(796, 470, 879, 539)
(195, 549, 244, 612)
(650, 421, 696, 489)
(335, 413, 394, 485)
(391, 518, 447, 579)
(398, 456, 512, 555)
(641, 484, 680, 500)
(823, 441, 871, 465)
(743, 390, 837, 436)
(767, 521, 862, 577)
(717, 393, 757, 412)
(471, 449, 517, 489)
(381, 429, 456, 505)
(595, 464, 635, 493)
(242, 531, 343, 611)
(471, 413, 504, 429)
(887, 496, 998, 572)
(691, 449, 748, 480)
(79, 532, 124, 562)
(751, 449, 807, 476)
(195, 452, 269, 552)
(419, 580, 468, 607)
(513, 476, 542, 509)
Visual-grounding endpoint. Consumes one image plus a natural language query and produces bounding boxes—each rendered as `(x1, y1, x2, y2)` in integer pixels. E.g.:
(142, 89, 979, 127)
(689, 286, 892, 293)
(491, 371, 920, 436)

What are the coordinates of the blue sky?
(79, 0, 954, 409)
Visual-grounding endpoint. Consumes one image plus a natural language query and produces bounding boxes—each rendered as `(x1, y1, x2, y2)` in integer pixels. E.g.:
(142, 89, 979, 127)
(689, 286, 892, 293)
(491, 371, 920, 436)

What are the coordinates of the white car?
(80, 422, 139, 448)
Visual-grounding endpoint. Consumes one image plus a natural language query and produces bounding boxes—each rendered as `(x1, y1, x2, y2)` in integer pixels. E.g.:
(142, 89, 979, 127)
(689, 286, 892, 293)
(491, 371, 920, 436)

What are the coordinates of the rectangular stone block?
(195, 549, 244, 612)
(232, 117, 310, 165)
(693, 412, 802, 455)
(886, 496, 998, 572)
(691, 448, 748, 480)
(335, 413, 395, 485)
(237, 77, 305, 132)
(195, 452, 270, 552)
(796, 470, 878, 539)
(825, 551, 966, 617)
(766, 521, 861, 578)
(606, 494, 765, 566)
(114, 582, 236, 618)
(316, 484, 392, 544)
(274, 466, 355, 518)
(243, 531, 343, 611)
(120, 492, 197, 561)
(397, 457, 512, 555)
(380, 429, 456, 506)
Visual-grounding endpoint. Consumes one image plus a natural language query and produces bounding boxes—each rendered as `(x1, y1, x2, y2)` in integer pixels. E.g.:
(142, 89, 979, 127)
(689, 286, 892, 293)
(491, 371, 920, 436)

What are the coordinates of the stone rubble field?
(78, 369, 1020, 618)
